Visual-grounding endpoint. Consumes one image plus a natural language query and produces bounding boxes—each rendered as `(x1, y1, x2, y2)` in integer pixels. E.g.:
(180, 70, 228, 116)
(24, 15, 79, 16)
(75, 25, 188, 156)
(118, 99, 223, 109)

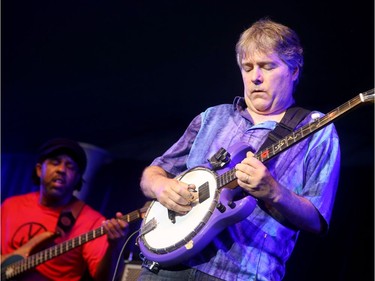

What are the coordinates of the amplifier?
(121, 261, 142, 281)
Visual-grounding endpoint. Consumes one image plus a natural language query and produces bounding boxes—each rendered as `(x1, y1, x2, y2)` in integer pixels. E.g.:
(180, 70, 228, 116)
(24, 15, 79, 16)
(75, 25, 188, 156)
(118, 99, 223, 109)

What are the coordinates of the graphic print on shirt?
(11, 223, 48, 251)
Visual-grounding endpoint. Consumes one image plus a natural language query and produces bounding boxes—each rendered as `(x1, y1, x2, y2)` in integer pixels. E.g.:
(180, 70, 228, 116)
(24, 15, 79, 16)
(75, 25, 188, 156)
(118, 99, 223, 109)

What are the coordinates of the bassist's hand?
(102, 212, 129, 243)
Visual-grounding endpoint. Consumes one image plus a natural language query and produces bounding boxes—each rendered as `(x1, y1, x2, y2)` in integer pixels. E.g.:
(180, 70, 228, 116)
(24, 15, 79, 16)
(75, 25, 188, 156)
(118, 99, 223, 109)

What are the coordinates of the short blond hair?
(236, 18, 304, 87)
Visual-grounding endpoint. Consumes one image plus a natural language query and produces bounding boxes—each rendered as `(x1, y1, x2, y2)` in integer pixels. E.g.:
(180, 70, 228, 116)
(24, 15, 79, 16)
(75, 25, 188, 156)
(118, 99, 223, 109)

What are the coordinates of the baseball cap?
(36, 138, 87, 173)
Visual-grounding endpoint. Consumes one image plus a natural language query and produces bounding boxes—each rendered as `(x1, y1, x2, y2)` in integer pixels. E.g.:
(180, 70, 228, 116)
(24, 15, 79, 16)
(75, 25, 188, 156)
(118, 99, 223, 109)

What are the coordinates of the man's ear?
(292, 66, 299, 81)
(36, 163, 42, 178)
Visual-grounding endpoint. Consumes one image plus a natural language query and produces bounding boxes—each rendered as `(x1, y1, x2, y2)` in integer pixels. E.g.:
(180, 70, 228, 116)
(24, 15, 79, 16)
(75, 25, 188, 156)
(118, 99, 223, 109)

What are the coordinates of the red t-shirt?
(1, 192, 109, 280)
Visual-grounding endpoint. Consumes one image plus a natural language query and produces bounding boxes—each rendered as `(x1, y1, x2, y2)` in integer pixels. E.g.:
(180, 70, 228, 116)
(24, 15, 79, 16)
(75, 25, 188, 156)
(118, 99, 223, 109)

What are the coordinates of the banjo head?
(139, 167, 219, 253)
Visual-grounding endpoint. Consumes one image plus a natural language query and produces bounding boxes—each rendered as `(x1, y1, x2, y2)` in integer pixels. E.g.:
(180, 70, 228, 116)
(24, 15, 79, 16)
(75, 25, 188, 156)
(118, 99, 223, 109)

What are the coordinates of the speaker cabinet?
(121, 262, 142, 281)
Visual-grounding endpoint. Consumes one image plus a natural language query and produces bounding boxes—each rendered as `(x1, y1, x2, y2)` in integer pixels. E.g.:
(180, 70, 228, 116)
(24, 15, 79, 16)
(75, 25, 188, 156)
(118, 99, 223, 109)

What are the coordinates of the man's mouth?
(53, 177, 66, 184)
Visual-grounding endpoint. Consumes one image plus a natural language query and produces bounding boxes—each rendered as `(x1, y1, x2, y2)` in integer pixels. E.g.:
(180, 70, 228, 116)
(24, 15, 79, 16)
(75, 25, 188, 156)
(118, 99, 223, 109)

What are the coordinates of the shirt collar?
(233, 96, 247, 111)
(233, 96, 253, 123)
(232, 96, 277, 130)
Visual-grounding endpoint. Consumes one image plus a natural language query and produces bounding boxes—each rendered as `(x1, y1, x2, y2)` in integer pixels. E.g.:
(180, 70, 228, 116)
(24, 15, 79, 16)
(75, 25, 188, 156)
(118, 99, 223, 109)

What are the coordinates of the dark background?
(2, 1, 374, 280)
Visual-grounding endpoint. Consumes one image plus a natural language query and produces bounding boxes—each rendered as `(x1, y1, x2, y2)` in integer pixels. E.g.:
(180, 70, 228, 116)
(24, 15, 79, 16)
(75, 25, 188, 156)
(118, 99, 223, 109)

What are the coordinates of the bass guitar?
(1, 202, 150, 280)
(137, 88, 374, 267)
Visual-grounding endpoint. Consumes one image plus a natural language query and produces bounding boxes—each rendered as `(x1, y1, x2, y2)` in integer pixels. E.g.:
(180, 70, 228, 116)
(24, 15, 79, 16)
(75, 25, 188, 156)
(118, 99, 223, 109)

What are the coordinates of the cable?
(111, 229, 141, 281)
(255, 233, 267, 281)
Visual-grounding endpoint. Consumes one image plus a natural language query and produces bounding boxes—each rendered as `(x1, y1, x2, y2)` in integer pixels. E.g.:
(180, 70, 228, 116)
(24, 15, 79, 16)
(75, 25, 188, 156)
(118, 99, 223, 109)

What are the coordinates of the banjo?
(137, 89, 374, 267)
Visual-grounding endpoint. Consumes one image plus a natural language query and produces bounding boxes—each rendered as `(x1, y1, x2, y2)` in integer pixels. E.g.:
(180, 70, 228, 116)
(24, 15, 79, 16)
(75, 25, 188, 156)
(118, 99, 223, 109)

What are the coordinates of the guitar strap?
(257, 106, 311, 152)
(55, 197, 85, 237)
(209, 106, 311, 169)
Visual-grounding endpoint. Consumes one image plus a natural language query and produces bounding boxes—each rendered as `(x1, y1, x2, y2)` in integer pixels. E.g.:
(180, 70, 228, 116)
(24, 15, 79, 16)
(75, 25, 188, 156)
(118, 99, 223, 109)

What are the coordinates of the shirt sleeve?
(302, 123, 341, 230)
(151, 114, 202, 176)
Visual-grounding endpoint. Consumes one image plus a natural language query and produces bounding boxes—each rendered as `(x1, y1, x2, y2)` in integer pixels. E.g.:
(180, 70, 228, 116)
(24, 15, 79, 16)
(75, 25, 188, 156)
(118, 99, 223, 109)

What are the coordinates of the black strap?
(56, 198, 85, 237)
(258, 106, 311, 152)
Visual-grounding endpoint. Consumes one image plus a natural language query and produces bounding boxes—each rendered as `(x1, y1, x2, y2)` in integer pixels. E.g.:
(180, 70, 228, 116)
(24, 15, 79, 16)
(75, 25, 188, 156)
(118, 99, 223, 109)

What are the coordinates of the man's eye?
(242, 66, 253, 72)
(263, 64, 275, 71)
(67, 163, 78, 170)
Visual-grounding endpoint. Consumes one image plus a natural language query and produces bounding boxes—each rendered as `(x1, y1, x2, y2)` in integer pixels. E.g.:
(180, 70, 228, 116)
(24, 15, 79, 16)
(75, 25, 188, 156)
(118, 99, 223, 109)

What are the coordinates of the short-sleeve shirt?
(1, 191, 109, 281)
(149, 97, 341, 281)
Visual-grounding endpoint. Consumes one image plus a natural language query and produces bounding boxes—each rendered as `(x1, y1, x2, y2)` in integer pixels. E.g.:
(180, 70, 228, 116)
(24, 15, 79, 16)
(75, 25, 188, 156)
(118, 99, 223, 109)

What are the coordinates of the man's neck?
(39, 193, 75, 208)
(249, 110, 286, 125)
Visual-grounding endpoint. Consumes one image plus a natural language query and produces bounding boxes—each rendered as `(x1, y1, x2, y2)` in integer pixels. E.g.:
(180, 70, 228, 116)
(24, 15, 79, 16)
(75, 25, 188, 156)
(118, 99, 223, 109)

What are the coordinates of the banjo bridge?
(197, 182, 210, 203)
(168, 181, 212, 224)
(187, 181, 210, 204)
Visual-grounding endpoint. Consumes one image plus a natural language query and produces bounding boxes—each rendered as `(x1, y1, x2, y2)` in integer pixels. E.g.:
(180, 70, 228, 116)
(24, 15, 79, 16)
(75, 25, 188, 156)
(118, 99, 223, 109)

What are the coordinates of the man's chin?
(46, 187, 66, 196)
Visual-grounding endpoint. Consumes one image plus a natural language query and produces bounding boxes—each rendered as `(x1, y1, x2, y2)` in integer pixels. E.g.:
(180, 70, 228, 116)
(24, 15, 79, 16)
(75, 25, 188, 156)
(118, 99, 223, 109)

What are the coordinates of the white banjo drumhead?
(142, 167, 218, 251)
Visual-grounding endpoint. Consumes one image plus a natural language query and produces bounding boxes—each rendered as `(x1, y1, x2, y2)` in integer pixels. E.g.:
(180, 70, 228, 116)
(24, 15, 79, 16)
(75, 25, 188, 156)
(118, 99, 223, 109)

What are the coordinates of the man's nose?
(56, 163, 67, 172)
(251, 68, 263, 85)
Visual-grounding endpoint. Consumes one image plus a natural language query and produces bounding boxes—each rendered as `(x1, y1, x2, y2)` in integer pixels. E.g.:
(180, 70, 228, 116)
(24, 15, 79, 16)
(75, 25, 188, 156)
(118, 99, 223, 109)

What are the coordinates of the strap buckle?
(140, 252, 160, 273)
(208, 147, 231, 170)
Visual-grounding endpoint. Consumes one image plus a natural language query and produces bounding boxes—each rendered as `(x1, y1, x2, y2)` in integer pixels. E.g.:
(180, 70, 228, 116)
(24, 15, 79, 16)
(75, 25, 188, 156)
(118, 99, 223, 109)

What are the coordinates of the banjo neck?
(217, 89, 375, 190)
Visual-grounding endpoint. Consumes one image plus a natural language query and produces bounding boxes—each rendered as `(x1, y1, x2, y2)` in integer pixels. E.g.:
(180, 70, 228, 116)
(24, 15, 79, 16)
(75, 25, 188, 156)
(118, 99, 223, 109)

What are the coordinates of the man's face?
(240, 50, 298, 115)
(36, 154, 81, 201)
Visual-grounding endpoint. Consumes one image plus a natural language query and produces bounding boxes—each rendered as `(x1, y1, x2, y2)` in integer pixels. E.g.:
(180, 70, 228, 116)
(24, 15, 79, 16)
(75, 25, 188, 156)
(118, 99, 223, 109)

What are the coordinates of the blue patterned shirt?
(150, 97, 340, 281)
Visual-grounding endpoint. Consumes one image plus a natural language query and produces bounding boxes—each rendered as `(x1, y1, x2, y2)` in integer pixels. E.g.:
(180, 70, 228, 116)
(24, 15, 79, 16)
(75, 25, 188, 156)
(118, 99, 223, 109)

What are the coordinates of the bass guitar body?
(1, 231, 56, 281)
